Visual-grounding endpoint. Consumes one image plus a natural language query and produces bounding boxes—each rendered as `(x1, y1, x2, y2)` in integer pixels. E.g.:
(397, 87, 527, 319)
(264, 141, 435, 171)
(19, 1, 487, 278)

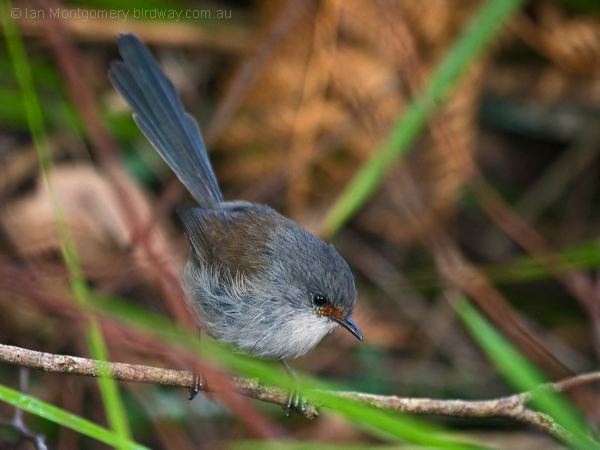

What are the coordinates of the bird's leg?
(188, 330, 206, 400)
(281, 360, 305, 416)
(188, 374, 206, 400)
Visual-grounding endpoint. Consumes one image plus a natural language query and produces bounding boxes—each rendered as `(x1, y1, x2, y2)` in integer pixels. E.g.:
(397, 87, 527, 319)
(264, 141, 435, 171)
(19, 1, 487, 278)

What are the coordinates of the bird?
(109, 33, 362, 412)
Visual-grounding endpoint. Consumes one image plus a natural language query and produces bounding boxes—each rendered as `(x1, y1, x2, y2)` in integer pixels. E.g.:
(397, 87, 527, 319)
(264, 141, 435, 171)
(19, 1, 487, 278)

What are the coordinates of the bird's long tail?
(108, 33, 223, 207)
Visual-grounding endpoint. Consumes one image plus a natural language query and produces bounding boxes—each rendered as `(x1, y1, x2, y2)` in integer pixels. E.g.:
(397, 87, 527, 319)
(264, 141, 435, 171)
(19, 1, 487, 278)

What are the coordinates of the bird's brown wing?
(177, 203, 283, 277)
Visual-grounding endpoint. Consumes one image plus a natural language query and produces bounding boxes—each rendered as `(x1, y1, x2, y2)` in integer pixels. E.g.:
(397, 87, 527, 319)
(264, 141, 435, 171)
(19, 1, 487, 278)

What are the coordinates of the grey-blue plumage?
(109, 33, 361, 362)
(109, 34, 222, 207)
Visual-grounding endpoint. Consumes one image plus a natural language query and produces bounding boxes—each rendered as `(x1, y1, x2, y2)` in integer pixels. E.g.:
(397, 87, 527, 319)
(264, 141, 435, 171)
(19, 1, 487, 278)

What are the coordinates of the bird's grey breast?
(179, 203, 326, 358)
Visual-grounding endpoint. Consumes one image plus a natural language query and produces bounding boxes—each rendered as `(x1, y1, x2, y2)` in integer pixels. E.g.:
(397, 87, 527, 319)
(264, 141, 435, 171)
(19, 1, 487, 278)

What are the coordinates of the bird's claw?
(284, 387, 306, 416)
(188, 374, 205, 400)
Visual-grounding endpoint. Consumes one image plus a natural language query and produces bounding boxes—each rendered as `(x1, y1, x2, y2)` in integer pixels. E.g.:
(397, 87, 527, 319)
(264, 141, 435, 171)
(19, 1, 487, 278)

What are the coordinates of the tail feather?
(108, 33, 223, 207)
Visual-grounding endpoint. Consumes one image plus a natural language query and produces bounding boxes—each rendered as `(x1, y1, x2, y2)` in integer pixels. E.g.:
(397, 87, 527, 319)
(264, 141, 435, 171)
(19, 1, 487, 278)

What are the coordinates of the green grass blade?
(321, 0, 523, 236)
(405, 238, 600, 291)
(1, 0, 132, 443)
(233, 442, 403, 450)
(0, 384, 147, 450)
(484, 239, 600, 283)
(456, 299, 599, 449)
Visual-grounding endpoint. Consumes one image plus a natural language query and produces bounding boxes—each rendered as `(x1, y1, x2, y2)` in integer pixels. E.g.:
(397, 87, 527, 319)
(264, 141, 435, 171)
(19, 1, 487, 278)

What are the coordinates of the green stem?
(1, 0, 132, 443)
(0, 384, 146, 450)
(321, 0, 523, 236)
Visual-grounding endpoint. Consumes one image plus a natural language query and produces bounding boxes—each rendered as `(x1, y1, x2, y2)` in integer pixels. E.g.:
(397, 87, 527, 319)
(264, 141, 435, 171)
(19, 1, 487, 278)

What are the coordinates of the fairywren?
(109, 34, 362, 408)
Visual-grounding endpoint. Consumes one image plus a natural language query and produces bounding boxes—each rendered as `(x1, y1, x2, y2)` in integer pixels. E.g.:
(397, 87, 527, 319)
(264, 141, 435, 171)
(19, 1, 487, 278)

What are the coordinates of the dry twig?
(1, 342, 598, 443)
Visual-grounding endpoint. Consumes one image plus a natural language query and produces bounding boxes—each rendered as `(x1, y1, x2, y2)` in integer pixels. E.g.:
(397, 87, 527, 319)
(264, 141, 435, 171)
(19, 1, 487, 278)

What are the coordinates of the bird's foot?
(284, 386, 306, 417)
(188, 374, 205, 400)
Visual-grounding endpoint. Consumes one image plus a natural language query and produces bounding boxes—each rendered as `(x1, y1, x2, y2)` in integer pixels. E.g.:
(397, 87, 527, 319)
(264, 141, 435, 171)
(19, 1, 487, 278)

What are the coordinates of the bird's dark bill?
(333, 316, 363, 341)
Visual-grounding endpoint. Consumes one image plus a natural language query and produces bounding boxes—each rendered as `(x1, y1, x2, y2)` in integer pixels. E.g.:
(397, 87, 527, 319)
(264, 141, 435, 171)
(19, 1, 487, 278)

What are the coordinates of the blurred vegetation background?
(0, 0, 600, 448)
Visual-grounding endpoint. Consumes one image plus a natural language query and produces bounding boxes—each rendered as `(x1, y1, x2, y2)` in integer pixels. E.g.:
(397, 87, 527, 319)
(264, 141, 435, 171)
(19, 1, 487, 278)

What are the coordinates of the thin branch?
(0, 343, 316, 417)
(335, 391, 571, 443)
(1, 343, 598, 442)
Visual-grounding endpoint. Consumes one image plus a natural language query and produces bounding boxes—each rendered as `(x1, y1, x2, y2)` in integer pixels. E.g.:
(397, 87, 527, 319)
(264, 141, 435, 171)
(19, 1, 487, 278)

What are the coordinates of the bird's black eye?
(312, 293, 327, 307)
